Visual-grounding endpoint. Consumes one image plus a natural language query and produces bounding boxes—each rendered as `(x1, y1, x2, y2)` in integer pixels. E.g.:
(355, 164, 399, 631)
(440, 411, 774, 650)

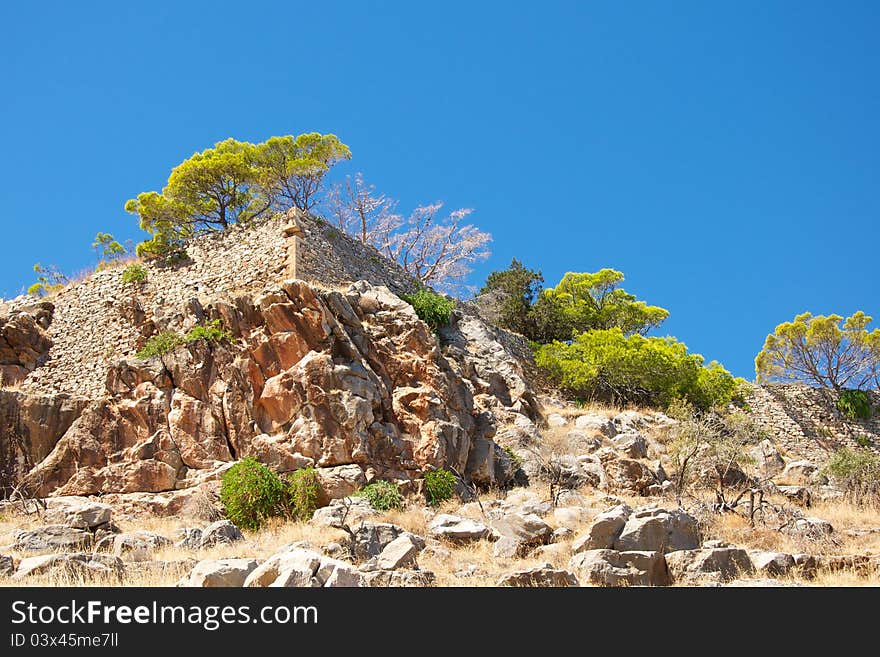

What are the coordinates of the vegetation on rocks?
(826, 447, 880, 506)
(220, 457, 292, 531)
(356, 480, 405, 511)
(401, 288, 455, 332)
(27, 264, 68, 297)
(837, 389, 873, 420)
(286, 467, 321, 521)
(184, 319, 232, 345)
(424, 468, 457, 507)
(136, 331, 182, 359)
(92, 232, 127, 271)
(120, 264, 148, 284)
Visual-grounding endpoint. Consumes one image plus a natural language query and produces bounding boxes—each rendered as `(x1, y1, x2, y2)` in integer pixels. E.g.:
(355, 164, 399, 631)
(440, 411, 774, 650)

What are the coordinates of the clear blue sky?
(1, 1, 878, 380)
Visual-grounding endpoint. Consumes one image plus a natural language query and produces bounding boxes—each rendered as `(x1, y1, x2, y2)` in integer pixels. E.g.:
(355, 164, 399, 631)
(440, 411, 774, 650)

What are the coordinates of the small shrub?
(504, 446, 523, 471)
(220, 457, 290, 531)
(837, 389, 872, 420)
(121, 264, 148, 284)
(357, 480, 405, 511)
(424, 468, 456, 507)
(401, 288, 455, 332)
(184, 319, 232, 345)
(855, 435, 872, 448)
(136, 331, 182, 359)
(826, 447, 880, 505)
(286, 467, 321, 521)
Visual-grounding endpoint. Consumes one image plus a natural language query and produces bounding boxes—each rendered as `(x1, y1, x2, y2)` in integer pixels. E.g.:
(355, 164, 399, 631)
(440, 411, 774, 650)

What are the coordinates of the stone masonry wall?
(0, 211, 420, 400)
(746, 383, 880, 461)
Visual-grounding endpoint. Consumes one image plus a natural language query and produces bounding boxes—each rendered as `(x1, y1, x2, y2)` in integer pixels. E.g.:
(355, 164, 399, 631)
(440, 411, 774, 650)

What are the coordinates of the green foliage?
(125, 133, 350, 257)
(755, 311, 880, 391)
(27, 264, 68, 297)
(478, 259, 544, 336)
(92, 232, 126, 270)
(826, 447, 880, 505)
(855, 435, 872, 448)
(357, 480, 405, 511)
(503, 446, 523, 472)
(535, 328, 745, 410)
(401, 288, 455, 332)
(424, 468, 456, 507)
(136, 331, 183, 359)
(286, 467, 321, 521)
(120, 264, 148, 285)
(184, 319, 233, 345)
(219, 457, 290, 531)
(837, 389, 872, 420)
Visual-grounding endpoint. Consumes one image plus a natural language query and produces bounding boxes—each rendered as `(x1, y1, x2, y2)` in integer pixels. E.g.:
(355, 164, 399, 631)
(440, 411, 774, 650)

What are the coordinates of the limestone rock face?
(16, 280, 531, 498)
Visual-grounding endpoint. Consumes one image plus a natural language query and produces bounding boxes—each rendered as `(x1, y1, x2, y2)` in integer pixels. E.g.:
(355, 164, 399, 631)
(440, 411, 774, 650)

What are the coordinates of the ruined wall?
(747, 383, 880, 461)
(0, 212, 419, 400)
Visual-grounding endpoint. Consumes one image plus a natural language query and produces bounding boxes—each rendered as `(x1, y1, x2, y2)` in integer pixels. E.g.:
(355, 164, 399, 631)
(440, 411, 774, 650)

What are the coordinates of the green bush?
(855, 435, 872, 448)
(424, 468, 456, 507)
(401, 288, 455, 332)
(837, 389, 872, 420)
(121, 264, 148, 284)
(184, 319, 232, 345)
(826, 447, 880, 505)
(136, 331, 182, 359)
(220, 457, 290, 531)
(504, 446, 523, 471)
(535, 328, 745, 411)
(286, 467, 321, 521)
(357, 480, 405, 511)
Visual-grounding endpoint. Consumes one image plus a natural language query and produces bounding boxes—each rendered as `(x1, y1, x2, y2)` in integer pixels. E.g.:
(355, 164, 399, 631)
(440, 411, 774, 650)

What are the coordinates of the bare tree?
(323, 173, 492, 295)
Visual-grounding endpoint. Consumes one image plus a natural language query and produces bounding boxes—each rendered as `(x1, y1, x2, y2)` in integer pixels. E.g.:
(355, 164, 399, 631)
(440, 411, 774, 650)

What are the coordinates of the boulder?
(178, 558, 261, 587)
(777, 485, 812, 507)
(778, 460, 820, 485)
(244, 548, 361, 587)
(353, 523, 410, 560)
(361, 570, 436, 587)
(612, 411, 648, 433)
(613, 507, 700, 553)
(574, 414, 616, 437)
(43, 497, 112, 529)
(572, 504, 631, 553)
(547, 413, 568, 427)
(781, 517, 833, 540)
(612, 433, 648, 459)
(603, 458, 657, 495)
(12, 525, 93, 552)
(553, 506, 589, 529)
(497, 565, 579, 587)
(373, 534, 423, 570)
(569, 549, 669, 587)
(174, 528, 203, 550)
(315, 464, 367, 505)
(310, 497, 377, 528)
(13, 553, 124, 581)
(749, 551, 796, 577)
(427, 514, 489, 543)
(0, 555, 14, 577)
(665, 548, 754, 583)
(199, 520, 244, 548)
(749, 439, 785, 478)
(489, 513, 553, 554)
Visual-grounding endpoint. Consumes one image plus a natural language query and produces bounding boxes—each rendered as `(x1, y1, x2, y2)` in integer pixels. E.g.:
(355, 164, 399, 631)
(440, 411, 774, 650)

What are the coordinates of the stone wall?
(0, 211, 419, 400)
(746, 383, 880, 461)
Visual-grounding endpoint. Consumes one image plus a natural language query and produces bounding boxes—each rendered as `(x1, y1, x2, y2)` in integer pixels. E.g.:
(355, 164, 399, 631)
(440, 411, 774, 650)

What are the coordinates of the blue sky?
(1, 1, 878, 380)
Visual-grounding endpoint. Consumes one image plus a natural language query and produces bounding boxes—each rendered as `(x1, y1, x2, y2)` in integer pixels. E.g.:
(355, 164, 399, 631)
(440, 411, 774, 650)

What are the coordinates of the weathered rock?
(43, 497, 112, 528)
(613, 507, 700, 553)
(497, 565, 579, 587)
(373, 534, 423, 570)
(353, 522, 409, 560)
(496, 490, 553, 517)
(315, 464, 366, 505)
(612, 433, 648, 459)
(781, 517, 833, 540)
(574, 414, 616, 437)
(612, 411, 648, 433)
(361, 570, 436, 587)
(13, 553, 124, 581)
(778, 460, 820, 485)
(199, 520, 244, 548)
(569, 549, 669, 587)
(490, 513, 553, 554)
(12, 525, 93, 552)
(749, 551, 796, 577)
(244, 548, 361, 587)
(553, 506, 589, 529)
(174, 528, 203, 550)
(427, 514, 489, 543)
(547, 413, 567, 428)
(178, 558, 261, 587)
(665, 548, 754, 583)
(310, 497, 377, 528)
(603, 458, 657, 495)
(572, 504, 631, 553)
(777, 485, 812, 507)
(749, 439, 785, 478)
(0, 555, 14, 577)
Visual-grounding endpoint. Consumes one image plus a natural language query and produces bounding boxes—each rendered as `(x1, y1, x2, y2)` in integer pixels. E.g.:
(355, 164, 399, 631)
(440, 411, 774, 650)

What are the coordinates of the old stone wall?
(746, 383, 880, 461)
(0, 212, 419, 399)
